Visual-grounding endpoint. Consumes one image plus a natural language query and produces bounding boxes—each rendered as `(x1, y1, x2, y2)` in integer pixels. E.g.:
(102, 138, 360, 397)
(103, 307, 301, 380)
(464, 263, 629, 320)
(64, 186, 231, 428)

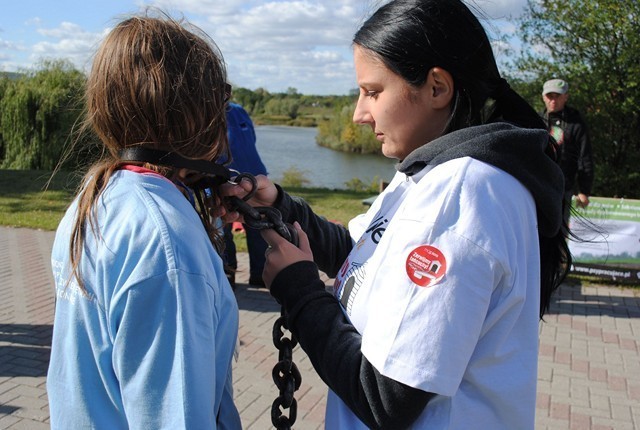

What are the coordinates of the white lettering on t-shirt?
(52, 258, 96, 305)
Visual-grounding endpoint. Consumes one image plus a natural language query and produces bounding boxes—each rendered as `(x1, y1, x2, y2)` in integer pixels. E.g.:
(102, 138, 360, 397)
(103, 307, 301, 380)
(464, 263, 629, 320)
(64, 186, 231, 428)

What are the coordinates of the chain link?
(224, 173, 302, 429)
(271, 309, 302, 428)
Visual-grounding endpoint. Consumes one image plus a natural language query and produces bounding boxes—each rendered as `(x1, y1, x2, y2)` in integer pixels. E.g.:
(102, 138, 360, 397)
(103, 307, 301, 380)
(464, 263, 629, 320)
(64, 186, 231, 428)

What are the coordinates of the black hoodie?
(397, 122, 564, 237)
(268, 122, 564, 430)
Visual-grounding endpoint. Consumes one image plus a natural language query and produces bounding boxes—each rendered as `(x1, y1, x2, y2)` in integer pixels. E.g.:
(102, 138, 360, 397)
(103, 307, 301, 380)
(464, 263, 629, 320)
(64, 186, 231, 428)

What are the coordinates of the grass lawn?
(2, 169, 636, 287)
(0, 169, 81, 230)
(0, 169, 375, 251)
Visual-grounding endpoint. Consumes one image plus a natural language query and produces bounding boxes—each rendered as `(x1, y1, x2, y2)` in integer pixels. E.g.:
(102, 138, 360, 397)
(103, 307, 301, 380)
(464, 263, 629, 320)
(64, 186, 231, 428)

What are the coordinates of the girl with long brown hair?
(47, 13, 241, 429)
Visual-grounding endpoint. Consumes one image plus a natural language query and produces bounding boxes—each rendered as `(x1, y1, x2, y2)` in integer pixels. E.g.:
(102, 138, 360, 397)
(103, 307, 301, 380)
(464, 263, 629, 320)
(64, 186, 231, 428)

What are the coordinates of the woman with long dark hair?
(226, 0, 571, 428)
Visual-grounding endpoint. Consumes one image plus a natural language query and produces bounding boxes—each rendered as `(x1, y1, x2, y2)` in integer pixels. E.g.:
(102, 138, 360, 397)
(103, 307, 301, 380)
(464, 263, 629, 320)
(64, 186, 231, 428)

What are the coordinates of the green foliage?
(344, 175, 383, 193)
(230, 87, 356, 127)
(0, 60, 87, 171)
(231, 86, 271, 116)
(510, 0, 640, 198)
(316, 103, 381, 154)
(0, 77, 8, 161)
(264, 97, 300, 119)
(0, 170, 371, 231)
(279, 167, 311, 188)
(0, 63, 374, 173)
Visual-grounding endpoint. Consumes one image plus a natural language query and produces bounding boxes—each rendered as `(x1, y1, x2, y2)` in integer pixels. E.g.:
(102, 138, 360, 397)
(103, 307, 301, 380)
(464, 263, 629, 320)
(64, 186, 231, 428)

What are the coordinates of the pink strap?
(120, 164, 168, 181)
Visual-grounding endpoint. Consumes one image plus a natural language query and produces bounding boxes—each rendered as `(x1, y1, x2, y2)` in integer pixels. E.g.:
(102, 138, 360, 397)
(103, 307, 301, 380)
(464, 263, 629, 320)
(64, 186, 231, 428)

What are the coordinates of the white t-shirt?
(327, 157, 540, 429)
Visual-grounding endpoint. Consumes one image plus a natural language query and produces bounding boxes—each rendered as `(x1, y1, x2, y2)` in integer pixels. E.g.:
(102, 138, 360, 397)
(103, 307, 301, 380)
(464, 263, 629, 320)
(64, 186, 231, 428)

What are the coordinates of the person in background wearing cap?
(542, 78, 595, 227)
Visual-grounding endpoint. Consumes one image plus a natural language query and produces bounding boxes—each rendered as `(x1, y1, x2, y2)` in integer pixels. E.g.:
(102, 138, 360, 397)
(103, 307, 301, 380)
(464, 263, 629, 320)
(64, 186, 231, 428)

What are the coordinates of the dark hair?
(353, 0, 546, 131)
(69, 13, 229, 291)
(354, 0, 570, 318)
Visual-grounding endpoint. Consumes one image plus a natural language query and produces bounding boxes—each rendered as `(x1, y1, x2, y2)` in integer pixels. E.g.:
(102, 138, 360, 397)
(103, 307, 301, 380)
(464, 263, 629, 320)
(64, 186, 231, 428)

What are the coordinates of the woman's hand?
(261, 222, 313, 288)
(237, 174, 279, 207)
(219, 174, 278, 223)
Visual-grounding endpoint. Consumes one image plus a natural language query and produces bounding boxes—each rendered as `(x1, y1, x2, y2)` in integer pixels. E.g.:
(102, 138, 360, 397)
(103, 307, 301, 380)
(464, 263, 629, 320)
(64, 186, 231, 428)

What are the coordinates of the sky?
(0, 0, 528, 95)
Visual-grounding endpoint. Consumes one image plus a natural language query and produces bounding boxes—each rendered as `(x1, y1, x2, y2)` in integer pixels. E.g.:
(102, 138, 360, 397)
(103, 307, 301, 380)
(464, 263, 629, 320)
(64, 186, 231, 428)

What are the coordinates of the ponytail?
(488, 78, 547, 130)
(539, 209, 572, 319)
(489, 77, 572, 319)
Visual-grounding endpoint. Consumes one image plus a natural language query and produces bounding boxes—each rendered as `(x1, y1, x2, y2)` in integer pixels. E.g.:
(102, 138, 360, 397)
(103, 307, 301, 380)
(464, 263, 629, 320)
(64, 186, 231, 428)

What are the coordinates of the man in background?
(541, 78, 595, 227)
(223, 103, 269, 287)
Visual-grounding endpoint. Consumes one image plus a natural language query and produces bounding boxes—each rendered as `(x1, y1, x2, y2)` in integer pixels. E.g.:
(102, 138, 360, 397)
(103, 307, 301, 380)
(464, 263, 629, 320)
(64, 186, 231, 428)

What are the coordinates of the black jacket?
(543, 106, 594, 195)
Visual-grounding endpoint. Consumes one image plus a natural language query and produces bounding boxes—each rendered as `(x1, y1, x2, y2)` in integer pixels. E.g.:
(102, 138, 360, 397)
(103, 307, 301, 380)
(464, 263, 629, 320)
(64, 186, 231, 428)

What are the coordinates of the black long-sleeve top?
(270, 186, 433, 430)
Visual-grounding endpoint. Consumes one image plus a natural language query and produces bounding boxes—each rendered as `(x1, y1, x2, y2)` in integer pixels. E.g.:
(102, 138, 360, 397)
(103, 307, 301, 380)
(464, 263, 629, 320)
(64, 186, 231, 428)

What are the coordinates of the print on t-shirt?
(334, 212, 389, 316)
(334, 260, 367, 315)
(405, 245, 447, 287)
(549, 124, 565, 145)
(365, 215, 388, 244)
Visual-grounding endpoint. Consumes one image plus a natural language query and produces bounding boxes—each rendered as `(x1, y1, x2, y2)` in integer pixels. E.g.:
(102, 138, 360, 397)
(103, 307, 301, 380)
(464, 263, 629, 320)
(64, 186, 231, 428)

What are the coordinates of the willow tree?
(511, 0, 640, 198)
(0, 76, 8, 162)
(0, 60, 86, 170)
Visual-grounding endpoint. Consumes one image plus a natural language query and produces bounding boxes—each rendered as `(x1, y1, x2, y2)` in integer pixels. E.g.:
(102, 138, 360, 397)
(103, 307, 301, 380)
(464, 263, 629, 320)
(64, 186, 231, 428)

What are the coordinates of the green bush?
(279, 167, 311, 188)
(316, 103, 381, 155)
(344, 175, 382, 193)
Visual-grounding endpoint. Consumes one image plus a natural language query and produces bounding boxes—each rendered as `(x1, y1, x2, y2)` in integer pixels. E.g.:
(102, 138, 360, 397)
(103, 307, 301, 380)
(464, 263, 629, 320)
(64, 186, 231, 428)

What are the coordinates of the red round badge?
(405, 245, 447, 287)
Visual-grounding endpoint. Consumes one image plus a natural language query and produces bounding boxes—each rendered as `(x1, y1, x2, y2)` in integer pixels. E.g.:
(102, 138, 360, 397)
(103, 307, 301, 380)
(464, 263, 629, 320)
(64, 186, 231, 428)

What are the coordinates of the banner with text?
(568, 196, 640, 283)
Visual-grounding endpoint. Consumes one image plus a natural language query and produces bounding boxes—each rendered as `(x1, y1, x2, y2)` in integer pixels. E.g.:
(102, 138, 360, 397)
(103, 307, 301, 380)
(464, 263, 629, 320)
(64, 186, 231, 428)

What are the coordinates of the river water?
(254, 125, 396, 189)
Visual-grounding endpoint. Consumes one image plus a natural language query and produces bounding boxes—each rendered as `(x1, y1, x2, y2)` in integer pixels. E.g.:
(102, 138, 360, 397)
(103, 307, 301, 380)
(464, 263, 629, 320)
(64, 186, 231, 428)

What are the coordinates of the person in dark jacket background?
(222, 102, 269, 287)
(541, 78, 595, 226)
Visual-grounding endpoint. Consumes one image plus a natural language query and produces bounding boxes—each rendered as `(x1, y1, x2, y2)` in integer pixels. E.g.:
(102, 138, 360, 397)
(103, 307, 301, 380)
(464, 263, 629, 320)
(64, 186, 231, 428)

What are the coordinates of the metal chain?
(271, 308, 302, 429)
(224, 173, 302, 429)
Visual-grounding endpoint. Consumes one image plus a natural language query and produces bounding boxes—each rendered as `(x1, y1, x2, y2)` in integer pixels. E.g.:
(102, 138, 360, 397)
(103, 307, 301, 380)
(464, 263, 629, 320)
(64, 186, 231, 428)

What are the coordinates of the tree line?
(506, 0, 639, 200)
(0, 64, 364, 171)
(1, 0, 638, 198)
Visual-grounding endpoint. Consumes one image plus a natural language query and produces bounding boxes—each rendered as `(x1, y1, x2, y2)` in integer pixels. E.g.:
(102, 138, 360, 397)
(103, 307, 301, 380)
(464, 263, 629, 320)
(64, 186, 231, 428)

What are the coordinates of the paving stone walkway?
(1, 226, 639, 429)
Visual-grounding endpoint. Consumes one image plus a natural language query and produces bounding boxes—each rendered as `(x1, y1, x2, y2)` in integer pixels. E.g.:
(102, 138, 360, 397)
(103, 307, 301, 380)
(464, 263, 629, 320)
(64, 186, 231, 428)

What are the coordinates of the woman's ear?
(427, 67, 454, 109)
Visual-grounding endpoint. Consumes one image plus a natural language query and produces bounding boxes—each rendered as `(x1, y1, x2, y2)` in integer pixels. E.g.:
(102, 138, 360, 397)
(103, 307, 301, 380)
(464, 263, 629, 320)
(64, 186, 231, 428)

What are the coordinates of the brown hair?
(69, 13, 230, 290)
